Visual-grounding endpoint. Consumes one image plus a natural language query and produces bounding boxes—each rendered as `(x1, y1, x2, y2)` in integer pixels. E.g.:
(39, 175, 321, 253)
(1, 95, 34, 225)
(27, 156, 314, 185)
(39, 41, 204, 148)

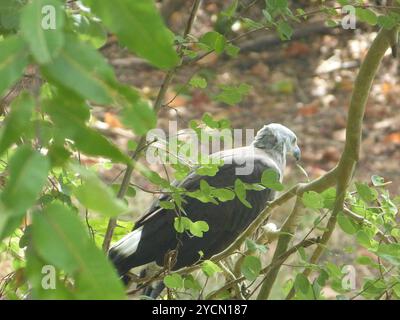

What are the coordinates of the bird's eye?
(292, 137, 297, 144)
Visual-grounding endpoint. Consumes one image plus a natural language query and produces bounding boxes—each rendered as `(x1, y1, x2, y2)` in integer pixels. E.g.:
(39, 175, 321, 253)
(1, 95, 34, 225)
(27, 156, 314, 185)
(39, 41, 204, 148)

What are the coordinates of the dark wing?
(109, 149, 279, 274)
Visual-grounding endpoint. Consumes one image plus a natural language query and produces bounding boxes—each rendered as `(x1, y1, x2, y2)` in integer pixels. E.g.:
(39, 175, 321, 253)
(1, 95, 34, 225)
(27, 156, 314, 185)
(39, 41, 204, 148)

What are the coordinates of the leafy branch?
(258, 26, 399, 300)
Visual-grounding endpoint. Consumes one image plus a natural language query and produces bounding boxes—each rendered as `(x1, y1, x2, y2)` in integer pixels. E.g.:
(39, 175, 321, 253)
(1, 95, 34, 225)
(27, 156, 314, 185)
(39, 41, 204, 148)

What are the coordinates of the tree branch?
(283, 27, 398, 300)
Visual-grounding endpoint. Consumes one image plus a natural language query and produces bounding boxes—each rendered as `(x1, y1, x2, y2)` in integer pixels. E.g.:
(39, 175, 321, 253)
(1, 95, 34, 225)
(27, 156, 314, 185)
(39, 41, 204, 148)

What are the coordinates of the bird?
(108, 123, 300, 297)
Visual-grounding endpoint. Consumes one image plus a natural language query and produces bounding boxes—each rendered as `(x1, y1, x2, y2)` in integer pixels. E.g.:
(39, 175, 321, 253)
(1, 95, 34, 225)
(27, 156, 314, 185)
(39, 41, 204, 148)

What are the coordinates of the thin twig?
(102, 0, 203, 252)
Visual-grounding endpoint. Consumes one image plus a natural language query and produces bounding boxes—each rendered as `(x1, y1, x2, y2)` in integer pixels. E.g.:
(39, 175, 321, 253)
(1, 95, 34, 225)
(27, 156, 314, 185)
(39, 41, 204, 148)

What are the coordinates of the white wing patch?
(111, 226, 143, 257)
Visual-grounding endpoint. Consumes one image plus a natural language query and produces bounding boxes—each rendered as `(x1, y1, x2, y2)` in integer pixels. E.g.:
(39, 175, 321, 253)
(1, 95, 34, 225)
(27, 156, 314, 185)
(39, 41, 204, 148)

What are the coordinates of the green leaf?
(82, 0, 179, 69)
(195, 164, 220, 176)
(73, 14, 107, 49)
(302, 191, 324, 209)
(1, 146, 50, 213)
(321, 187, 336, 209)
(0, 36, 28, 96)
(189, 75, 207, 89)
(325, 19, 339, 28)
(0, 92, 34, 156)
(199, 31, 226, 54)
(172, 163, 190, 181)
(202, 113, 219, 128)
(356, 230, 372, 248)
(41, 35, 122, 104)
(0, 0, 25, 35)
(376, 243, 400, 266)
(202, 260, 222, 277)
(325, 261, 342, 278)
(32, 204, 90, 273)
(183, 274, 202, 291)
(316, 270, 329, 287)
(371, 175, 385, 187)
(294, 273, 311, 295)
(221, 0, 238, 18)
(241, 18, 264, 30)
(20, 0, 65, 64)
(360, 279, 386, 299)
(189, 220, 209, 238)
(111, 183, 136, 198)
(143, 170, 170, 188)
(355, 8, 377, 26)
(277, 21, 293, 40)
(25, 248, 74, 299)
(266, 0, 288, 10)
(164, 274, 184, 289)
(47, 143, 71, 167)
(262, 9, 273, 23)
(159, 201, 175, 210)
(32, 203, 125, 299)
(261, 169, 284, 191)
(225, 44, 240, 57)
(356, 256, 377, 266)
(212, 188, 236, 202)
(355, 182, 378, 203)
(174, 216, 192, 233)
(75, 249, 126, 300)
(214, 83, 252, 106)
(393, 283, 400, 298)
(337, 212, 359, 235)
(245, 183, 265, 191)
(74, 173, 128, 217)
(245, 238, 267, 253)
(234, 179, 252, 208)
(377, 15, 396, 30)
(44, 96, 130, 164)
(241, 256, 262, 281)
(121, 99, 157, 135)
(200, 179, 212, 195)
(0, 212, 24, 242)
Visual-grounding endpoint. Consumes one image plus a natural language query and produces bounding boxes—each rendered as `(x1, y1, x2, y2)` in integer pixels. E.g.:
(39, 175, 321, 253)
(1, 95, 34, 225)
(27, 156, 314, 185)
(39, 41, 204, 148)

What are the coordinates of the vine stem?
(284, 26, 399, 300)
(102, 0, 203, 252)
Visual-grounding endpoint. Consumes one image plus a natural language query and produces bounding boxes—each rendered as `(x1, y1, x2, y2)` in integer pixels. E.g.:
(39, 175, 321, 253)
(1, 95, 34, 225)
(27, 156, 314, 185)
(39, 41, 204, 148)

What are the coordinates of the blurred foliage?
(0, 0, 399, 300)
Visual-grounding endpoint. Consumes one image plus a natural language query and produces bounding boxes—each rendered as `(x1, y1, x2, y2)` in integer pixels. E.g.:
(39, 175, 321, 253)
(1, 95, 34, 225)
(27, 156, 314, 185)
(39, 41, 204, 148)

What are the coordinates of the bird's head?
(252, 123, 301, 161)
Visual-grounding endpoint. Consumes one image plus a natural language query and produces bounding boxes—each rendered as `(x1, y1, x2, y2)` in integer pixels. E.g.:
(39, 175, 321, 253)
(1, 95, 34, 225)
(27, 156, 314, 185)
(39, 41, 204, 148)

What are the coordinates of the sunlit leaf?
(20, 0, 65, 64)
(74, 173, 128, 217)
(82, 0, 179, 69)
(0, 36, 28, 96)
(241, 256, 262, 281)
(0, 92, 34, 156)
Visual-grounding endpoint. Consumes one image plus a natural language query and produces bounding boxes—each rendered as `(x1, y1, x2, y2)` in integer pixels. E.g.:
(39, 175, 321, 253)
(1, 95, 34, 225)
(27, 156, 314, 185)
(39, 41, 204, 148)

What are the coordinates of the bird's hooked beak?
(293, 145, 301, 161)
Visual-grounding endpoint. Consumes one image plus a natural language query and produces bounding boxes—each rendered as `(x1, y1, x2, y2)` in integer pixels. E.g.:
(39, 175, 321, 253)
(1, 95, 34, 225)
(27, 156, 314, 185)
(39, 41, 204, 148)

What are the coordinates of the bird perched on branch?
(109, 123, 300, 297)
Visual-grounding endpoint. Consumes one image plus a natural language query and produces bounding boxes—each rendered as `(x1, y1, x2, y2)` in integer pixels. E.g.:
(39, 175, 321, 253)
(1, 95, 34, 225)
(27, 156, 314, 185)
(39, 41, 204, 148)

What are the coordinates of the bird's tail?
(108, 227, 145, 276)
(108, 228, 166, 298)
